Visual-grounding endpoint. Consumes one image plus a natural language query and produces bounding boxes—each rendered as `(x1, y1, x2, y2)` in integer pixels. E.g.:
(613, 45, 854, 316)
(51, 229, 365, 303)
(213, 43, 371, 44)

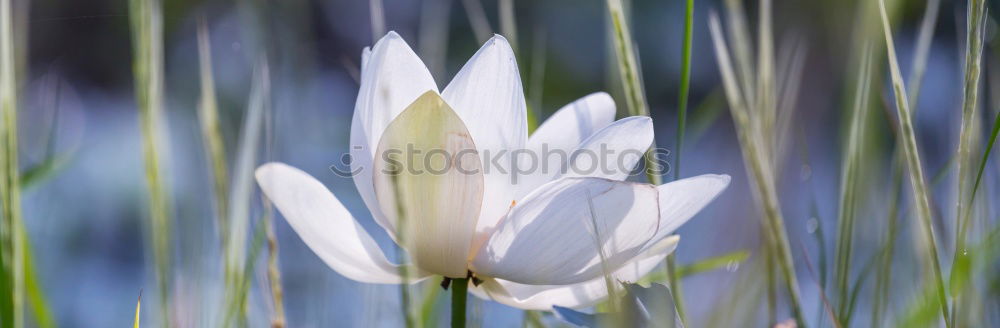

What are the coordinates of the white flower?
(254, 32, 730, 310)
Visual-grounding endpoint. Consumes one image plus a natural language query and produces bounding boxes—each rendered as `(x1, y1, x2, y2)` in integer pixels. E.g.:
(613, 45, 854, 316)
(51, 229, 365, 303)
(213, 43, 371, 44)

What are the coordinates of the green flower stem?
(451, 278, 468, 328)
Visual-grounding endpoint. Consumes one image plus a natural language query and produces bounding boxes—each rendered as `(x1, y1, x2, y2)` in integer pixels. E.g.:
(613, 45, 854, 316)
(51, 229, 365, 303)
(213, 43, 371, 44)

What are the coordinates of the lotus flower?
(254, 32, 730, 310)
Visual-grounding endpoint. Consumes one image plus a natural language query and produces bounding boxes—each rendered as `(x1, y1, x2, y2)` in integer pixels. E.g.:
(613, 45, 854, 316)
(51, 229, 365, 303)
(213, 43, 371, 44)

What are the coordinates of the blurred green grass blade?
(224, 62, 269, 327)
(585, 191, 618, 311)
(834, 44, 873, 323)
(526, 28, 546, 134)
(640, 249, 750, 284)
(876, 0, 951, 325)
(686, 88, 726, 141)
(872, 154, 904, 327)
(810, 199, 829, 325)
(263, 200, 286, 328)
(764, 242, 776, 325)
(673, 0, 694, 182)
(722, 0, 755, 107)
(897, 282, 943, 328)
(19, 155, 68, 190)
(133, 290, 141, 328)
(755, 0, 776, 156)
(417, 0, 451, 80)
(197, 17, 230, 243)
(605, 0, 649, 119)
(951, 0, 988, 298)
(950, 107, 1000, 291)
(227, 214, 269, 328)
(845, 251, 880, 323)
(499, 0, 518, 53)
(128, 0, 173, 324)
(676, 250, 750, 278)
(369, 0, 385, 41)
(605, 0, 662, 187)
(21, 231, 53, 328)
(799, 236, 841, 328)
(666, 0, 695, 321)
(522, 310, 544, 328)
(1, 0, 25, 326)
(460, 0, 491, 43)
(773, 38, 807, 159)
(709, 9, 806, 326)
(906, 0, 941, 108)
(21, 94, 70, 190)
(419, 282, 442, 328)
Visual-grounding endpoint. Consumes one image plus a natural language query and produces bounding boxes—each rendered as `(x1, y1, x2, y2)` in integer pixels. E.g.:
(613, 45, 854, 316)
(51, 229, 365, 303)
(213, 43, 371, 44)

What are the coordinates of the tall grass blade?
(773, 37, 806, 160)
(638, 250, 750, 284)
(665, 0, 695, 321)
(259, 67, 285, 327)
(869, 1, 940, 321)
(197, 18, 230, 244)
(951, 0, 987, 298)
(263, 201, 285, 328)
(807, 191, 830, 326)
(460, 0, 492, 43)
(800, 240, 842, 328)
(605, 0, 649, 120)
(872, 155, 904, 327)
(833, 44, 873, 324)
(844, 250, 881, 322)
(585, 190, 618, 311)
(876, 0, 951, 325)
(134, 290, 142, 328)
(499, 0, 518, 54)
(605, 0, 663, 187)
(21, 234, 53, 328)
(419, 281, 442, 328)
(676, 250, 749, 278)
(722, 0, 756, 109)
(19, 156, 66, 190)
(527, 26, 546, 134)
(369, 0, 385, 41)
(906, 0, 941, 107)
(522, 310, 543, 328)
(756, 0, 775, 156)
(418, 0, 452, 80)
(709, 11, 806, 326)
(223, 62, 269, 327)
(228, 212, 268, 328)
(128, 0, 173, 324)
(0, 0, 23, 325)
(673, 0, 694, 182)
(386, 166, 413, 327)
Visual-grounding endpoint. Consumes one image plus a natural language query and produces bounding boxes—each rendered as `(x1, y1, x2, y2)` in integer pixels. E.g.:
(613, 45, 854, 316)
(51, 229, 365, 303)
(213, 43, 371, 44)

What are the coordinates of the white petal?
(559, 116, 654, 181)
(255, 163, 426, 284)
(442, 35, 527, 245)
(360, 46, 372, 70)
(516, 92, 617, 198)
(472, 236, 680, 310)
(649, 174, 731, 245)
(372, 92, 484, 278)
(471, 177, 660, 285)
(350, 31, 439, 239)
